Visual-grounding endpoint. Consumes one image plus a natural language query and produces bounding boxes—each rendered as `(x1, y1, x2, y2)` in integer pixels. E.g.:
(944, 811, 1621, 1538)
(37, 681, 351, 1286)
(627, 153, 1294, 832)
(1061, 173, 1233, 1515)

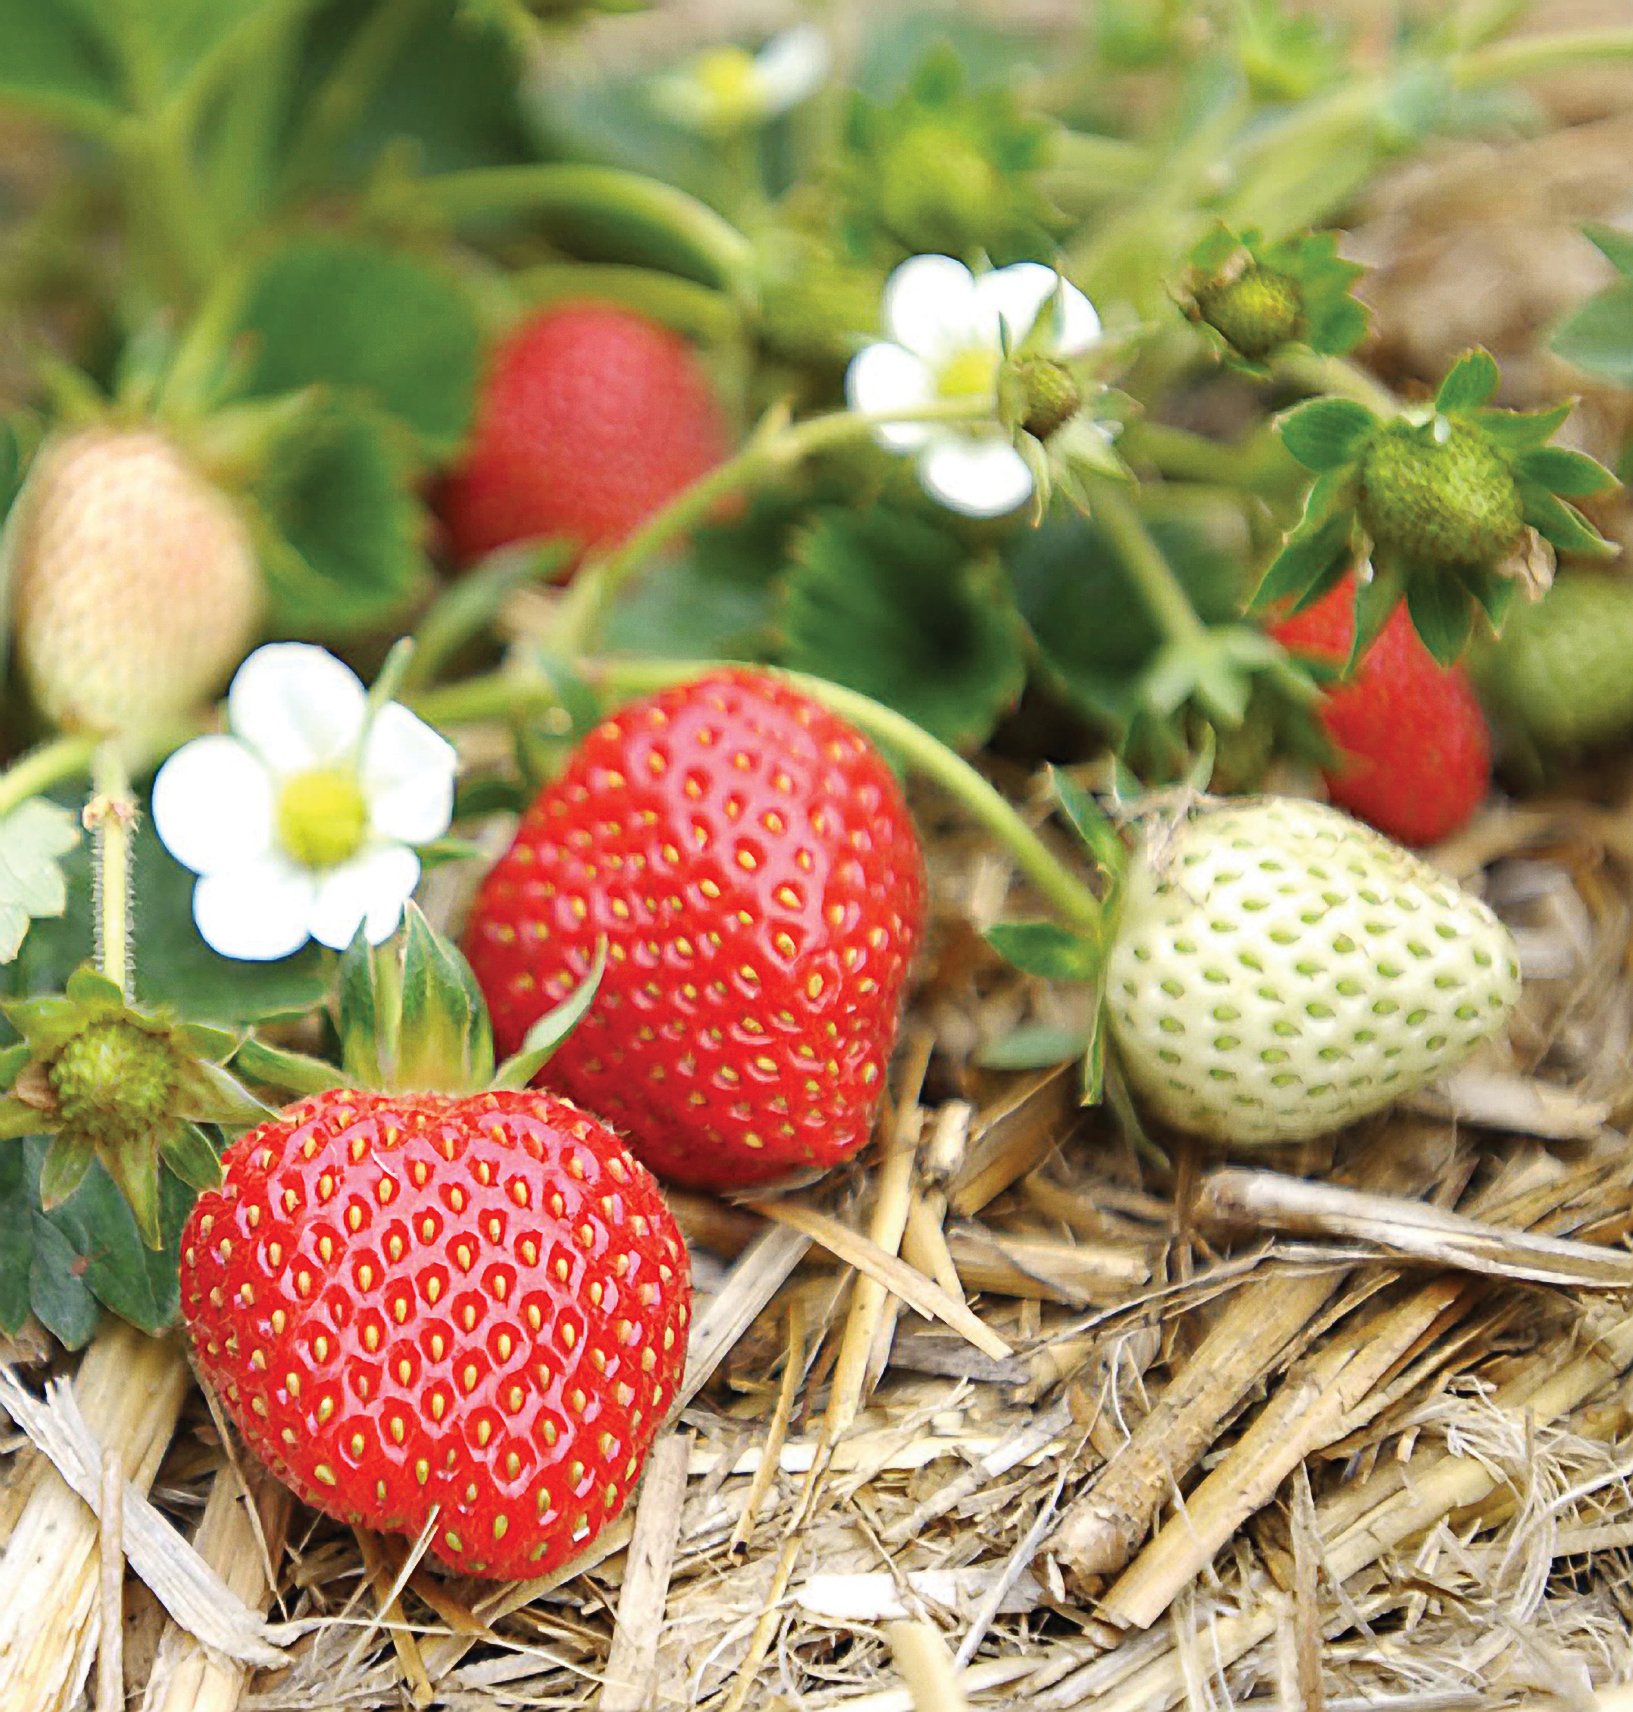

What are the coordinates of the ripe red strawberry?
(5, 427, 261, 732)
(440, 304, 731, 566)
(464, 669, 925, 1190)
(180, 1086, 690, 1581)
(1270, 576, 1490, 846)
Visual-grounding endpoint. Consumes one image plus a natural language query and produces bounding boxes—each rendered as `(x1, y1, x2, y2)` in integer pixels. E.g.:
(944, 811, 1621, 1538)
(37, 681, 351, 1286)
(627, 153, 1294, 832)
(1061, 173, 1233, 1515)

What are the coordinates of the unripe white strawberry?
(4, 428, 261, 732)
(1105, 797, 1519, 1146)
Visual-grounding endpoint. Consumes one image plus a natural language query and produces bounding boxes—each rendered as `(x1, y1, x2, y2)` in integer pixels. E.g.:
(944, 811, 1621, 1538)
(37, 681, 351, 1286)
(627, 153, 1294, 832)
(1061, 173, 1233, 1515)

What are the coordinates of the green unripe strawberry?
(759, 248, 884, 367)
(1477, 575, 1633, 751)
(1194, 266, 1304, 361)
(1359, 420, 1524, 568)
(1009, 358, 1083, 441)
(49, 1021, 175, 1134)
(1106, 796, 1519, 1147)
(877, 123, 1006, 254)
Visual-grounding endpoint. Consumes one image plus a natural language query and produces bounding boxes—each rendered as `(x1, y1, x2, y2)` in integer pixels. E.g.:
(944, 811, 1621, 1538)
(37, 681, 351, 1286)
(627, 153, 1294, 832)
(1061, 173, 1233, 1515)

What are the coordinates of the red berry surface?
(180, 1087, 690, 1581)
(1270, 577, 1491, 846)
(440, 303, 730, 566)
(464, 669, 925, 1190)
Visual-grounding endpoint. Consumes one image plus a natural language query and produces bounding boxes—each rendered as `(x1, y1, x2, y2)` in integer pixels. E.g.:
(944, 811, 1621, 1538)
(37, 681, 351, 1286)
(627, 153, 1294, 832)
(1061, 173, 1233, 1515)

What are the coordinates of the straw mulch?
(5, 770, 1633, 1710)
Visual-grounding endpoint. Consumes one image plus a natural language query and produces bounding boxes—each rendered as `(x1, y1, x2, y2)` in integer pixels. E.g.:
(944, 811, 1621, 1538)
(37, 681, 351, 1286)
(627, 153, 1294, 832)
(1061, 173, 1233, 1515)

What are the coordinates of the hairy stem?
(89, 746, 138, 1000)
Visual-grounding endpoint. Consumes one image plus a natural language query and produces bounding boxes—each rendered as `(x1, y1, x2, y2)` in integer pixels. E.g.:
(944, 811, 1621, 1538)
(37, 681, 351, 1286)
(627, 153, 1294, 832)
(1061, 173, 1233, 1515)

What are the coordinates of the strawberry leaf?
(0, 0, 122, 132)
(253, 401, 431, 637)
(781, 510, 1028, 751)
(1585, 225, 1633, 279)
(974, 1021, 1091, 1070)
(0, 1148, 31, 1334)
(237, 237, 482, 456)
(28, 1212, 100, 1348)
(0, 798, 79, 964)
(1551, 282, 1633, 387)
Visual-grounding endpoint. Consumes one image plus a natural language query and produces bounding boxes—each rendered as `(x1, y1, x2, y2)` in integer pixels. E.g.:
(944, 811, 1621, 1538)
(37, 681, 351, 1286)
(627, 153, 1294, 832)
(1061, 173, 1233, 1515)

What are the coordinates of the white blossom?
(846, 254, 1101, 517)
(152, 644, 457, 962)
(652, 25, 831, 131)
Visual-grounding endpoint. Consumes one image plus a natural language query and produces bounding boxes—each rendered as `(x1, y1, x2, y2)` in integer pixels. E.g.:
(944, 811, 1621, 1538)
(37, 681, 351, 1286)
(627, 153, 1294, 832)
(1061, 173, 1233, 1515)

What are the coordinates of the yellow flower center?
(692, 46, 761, 125)
(936, 345, 1001, 402)
(276, 767, 368, 870)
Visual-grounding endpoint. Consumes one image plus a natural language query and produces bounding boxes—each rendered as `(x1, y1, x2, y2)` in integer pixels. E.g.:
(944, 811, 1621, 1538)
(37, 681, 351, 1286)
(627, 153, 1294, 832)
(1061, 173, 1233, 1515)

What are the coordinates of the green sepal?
(65, 965, 126, 1007)
(1454, 564, 1520, 634)
(1468, 402, 1572, 453)
(0, 1042, 32, 1088)
(338, 930, 386, 1090)
(1434, 348, 1500, 413)
(493, 940, 608, 1091)
(158, 1123, 223, 1195)
(37, 1135, 94, 1210)
(1347, 562, 1409, 673)
(1081, 984, 1108, 1106)
(985, 921, 1102, 982)
(1048, 766, 1124, 881)
(103, 1139, 163, 1251)
(1405, 575, 1474, 666)
(231, 1037, 342, 1098)
(0, 1098, 43, 1141)
(1519, 486, 1617, 559)
(1276, 397, 1375, 473)
(5, 993, 100, 1057)
(1250, 479, 1355, 612)
(1513, 445, 1618, 499)
(170, 1057, 273, 1127)
(173, 1022, 240, 1062)
(396, 906, 496, 1092)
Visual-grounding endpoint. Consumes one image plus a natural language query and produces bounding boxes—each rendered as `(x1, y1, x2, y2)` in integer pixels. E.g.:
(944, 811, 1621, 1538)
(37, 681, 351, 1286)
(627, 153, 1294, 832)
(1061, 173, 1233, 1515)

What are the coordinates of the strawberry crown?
(239, 905, 606, 1103)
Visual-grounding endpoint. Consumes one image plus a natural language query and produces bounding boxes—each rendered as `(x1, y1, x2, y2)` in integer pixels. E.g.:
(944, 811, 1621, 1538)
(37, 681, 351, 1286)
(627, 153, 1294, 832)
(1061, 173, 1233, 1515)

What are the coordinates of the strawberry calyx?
(0, 965, 270, 1246)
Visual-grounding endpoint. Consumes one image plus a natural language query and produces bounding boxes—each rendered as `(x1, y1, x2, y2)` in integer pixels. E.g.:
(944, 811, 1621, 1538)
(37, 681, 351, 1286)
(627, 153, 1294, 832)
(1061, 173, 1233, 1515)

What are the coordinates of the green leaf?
(1405, 576, 1474, 667)
(29, 1212, 100, 1348)
(253, 401, 430, 637)
(238, 236, 481, 455)
(984, 921, 1101, 982)
(0, 1147, 32, 1334)
(35, 1137, 188, 1331)
(0, 799, 79, 964)
(158, 1122, 223, 1194)
(1552, 283, 1633, 386)
(1513, 445, 1618, 499)
(1435, 348, 1500, 413)
(1276, 397, 1375, 473)
(781, 511, 1028, 751)
(974, 1021, 1090, 1071)
(396, 906, 495, 1092)
(493, 940, 607, 1090)
(1081, 985, 1107, 1105)
(87, 0, 294, 103)
(1048, 767, 1123, 878)
(1520, 486, 1617, 559)
(0, 0, 121, 130)
(1008, 513, 1249, 726)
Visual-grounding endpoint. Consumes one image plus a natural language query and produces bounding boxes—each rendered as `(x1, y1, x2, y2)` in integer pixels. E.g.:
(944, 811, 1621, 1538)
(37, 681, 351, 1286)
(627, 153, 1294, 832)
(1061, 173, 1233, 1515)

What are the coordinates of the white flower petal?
(974, 262, 1101, 356)
(308, 845, 422, 950)
(361, 705, 458, 845)
(754, 24, 830, 112)
(882, 255, 982, 364)
(846, 342, 938, 451)
(192, 856, 317, 962)
(228, 644, 368, 776)
(151, 736, 275, 877)
(918, 434, 1035, 518)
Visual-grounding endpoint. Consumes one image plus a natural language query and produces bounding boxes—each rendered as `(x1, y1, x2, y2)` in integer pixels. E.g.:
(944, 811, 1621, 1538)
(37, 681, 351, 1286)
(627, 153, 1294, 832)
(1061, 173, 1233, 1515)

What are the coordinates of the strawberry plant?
(4, 0, 1633, 1702)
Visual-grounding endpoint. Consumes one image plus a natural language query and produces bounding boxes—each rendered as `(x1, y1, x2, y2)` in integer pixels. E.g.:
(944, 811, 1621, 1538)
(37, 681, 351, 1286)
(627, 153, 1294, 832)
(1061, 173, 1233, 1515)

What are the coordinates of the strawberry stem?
(552, 398, 994, 655)
(87, 746, 137, 1002)
(1274, 349, 1397, 417)
(1087, 480, 1209, 647)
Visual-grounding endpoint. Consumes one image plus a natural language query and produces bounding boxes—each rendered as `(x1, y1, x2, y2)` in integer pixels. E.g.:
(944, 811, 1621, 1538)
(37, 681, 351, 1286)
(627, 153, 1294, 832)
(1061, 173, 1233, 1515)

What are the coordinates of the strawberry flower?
(652, 25, 831, 131)
(153, 644, 456, 961)
(846, 254, 1101, 517)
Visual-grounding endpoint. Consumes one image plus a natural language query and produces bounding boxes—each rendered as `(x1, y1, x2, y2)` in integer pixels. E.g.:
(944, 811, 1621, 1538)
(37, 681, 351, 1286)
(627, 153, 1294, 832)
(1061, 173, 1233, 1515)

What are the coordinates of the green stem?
(90, 746, 136, 1000)
(416, 661, 1103, 934)
(417, 164, 757, 294)
(553, 399, 990, 655)
(1459, 26, 1633, 87)
(119, 109, 221, 305)
(0, 736, 100, 820)
(1088, 480, 1209, 646)
(1118, 419, 1297, 495)
(1274, 349, 1399, 417)
(511, 263, 740, 343)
